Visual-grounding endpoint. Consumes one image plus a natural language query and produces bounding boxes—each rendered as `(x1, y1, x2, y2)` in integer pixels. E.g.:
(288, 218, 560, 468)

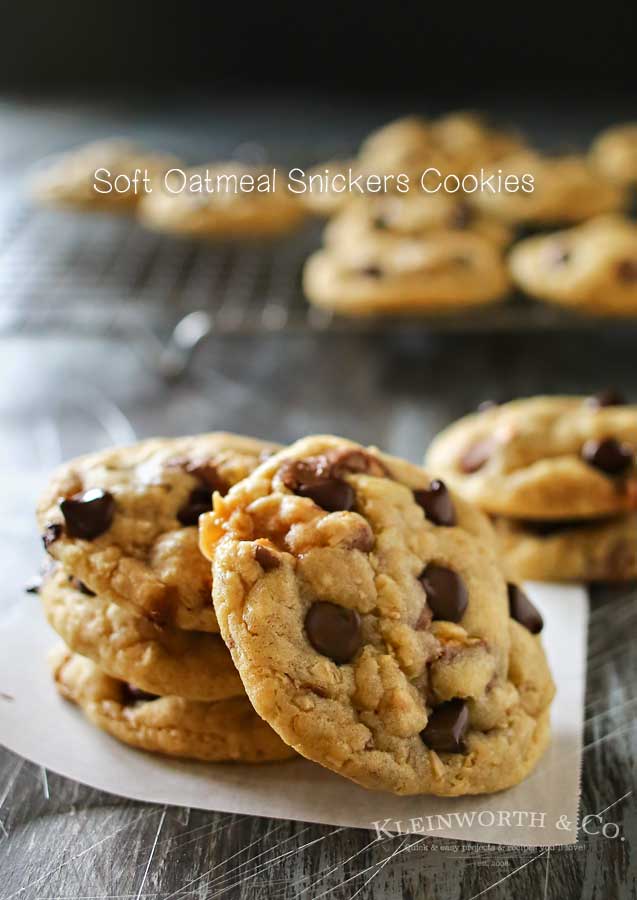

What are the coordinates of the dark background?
(1, 1, 636, 98)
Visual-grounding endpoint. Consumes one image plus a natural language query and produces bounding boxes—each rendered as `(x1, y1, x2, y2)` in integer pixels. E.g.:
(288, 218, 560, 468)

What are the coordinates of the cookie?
(591, 123, 637, 185)
(138, 162, 305, 238)
(298, 158, 360, 216)
(493, 514, 637, 583)
(430, 112, 526, 172)
(324, 194, 512, 251)
(425, 396, 637, 519)
(37, 433, 280, 631)
(31, 139, 177, 213)
(50, 648, 295, 763)
(471, 152, 626, 226)
(509, 216, 637, 316)
(41, 565, 244, 701)
(303, 230, 510, 315)
(200, 435, 554, 796)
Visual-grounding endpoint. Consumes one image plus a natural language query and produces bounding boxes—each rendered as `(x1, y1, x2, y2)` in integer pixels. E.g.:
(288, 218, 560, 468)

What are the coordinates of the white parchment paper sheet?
(0, 469, 586, 847)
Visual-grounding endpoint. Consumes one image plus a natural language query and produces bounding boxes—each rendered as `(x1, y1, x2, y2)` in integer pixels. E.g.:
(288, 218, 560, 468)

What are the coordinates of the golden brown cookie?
(509, 216, 637, 316)
(138, 162, 305, 238)
(31, 139, 177, 213)
(41, 565, 244, 701)
(200, 435, 553, 796)
(37, 433, 280, 631)
(471, 152, 626, 226)
(590, 123, 637, 185)
(425, 395, 637, 520)
(493, 514, 637, 583)
(50, 648, 295, 763)
(303, 229, 510, 315)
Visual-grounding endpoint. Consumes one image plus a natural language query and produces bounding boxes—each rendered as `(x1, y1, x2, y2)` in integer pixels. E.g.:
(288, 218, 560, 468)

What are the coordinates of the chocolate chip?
(25, 575, 42, 594)
(587, 389, 626, 408)
(421, 699, 469, 753)
(121, 683, 159, 705)
(460, 438, 495, 474)
(519, 518, 590, 537)
(418, 565, 468, 622)
(177, 487, 213, 526)
(414, 480, 457, 527)
(69, 576, 96, 596)
(449, 202, 474, 229)
(361, 265, 383, 279)
(348, 523, 375, 552)
(581, 438, 634, 475)
(328, 449, 389, 479)
(305, 601, 362, 664)
(508, 583, 543, 634)
(60, 489, 115, 540)
(373, 215, 388, 230)
(42, 523, 63, 550)
(176, 458, 230, 495)
(254, 544, 280, 571)
(281, 459, 355, 513)
(616, 259, 637, 282)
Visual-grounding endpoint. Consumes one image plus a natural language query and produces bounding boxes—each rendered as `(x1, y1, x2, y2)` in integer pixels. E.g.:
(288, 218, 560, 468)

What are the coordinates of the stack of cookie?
(35, 433, 295, 764)
(426, 395, 637, 582)
(37, 431, 556, 796)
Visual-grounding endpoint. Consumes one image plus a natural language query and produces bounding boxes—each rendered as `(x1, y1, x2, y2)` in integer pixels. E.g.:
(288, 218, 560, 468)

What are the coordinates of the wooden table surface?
(0, 95, 636, 899)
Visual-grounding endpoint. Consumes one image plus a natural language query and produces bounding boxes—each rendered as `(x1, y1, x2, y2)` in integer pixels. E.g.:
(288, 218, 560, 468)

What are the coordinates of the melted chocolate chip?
(518, 518, 592, 537)
(581, 438, 634, 475)
(254, 544, 280, 571)
(508, 583, 543, 634)
(587, 389, 626, 408)
(305, 601, 362, 664)
(460, 438, 496, 474)
(616, 259, 637, 282)
(418, 565, 468, 622)
(421, 699, 469, 753)
(281, 459, 355, 512)
(60, 489, 115, 540)
(181, 459, 229, 494)
(329, 449, 389, 479)
(373, 215, 389, 230)
(121, 684, 160, 705)
(361, 265, 383, 279)
(42, 523, 63, 550)
(414, 480, 457, 527)
(69, 576, 96, 596)
(177, 487, 213, 526)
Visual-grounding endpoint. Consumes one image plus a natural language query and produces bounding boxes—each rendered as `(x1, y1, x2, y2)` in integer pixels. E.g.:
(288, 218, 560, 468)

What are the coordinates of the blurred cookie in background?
(31, 139, 178, 213)
(304, 227, 510, 315)
(509, 216, 637, 316)
(591, 123, 637, 185)
(138, 162, 306, 238)
(471, 152, 626, 227)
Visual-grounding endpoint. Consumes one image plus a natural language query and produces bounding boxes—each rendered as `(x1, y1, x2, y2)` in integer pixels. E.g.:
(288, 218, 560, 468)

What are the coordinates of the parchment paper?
(0, 475, 587, 847)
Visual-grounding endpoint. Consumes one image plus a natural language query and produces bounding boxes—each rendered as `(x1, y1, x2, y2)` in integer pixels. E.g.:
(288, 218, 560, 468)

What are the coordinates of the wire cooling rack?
(1, 198, 637, 341)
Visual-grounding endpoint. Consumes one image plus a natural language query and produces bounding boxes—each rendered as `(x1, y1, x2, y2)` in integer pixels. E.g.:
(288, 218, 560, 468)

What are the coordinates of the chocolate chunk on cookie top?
(201, 435, 554, 796)
(426, 396, 637, 519)
(36, 433, 281, 632)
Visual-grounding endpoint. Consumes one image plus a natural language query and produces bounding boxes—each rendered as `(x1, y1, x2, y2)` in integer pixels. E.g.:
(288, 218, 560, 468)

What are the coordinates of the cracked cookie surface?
(51, 648, 295, 763)
(41, 565, 244, 701)
(426, 396, 637, 519)
(37, 432, 280, 631)
(200, 435, 553, 795)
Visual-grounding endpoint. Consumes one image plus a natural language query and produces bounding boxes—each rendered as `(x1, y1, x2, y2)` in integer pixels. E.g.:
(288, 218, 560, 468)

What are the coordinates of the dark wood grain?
(1, 95, 636, 900)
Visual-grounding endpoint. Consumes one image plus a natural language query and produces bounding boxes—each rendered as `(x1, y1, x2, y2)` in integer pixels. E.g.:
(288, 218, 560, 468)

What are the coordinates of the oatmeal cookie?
(37, 433, 280, 631)
(303, 230, 510, 315)
(509, 216, 637, 316)
(31, 139, 177, 212)
(41, 565, 244, 701)
(50, 647, 295, 763)
(591, 123, 637, 185)
(200, 436, 554, 795)
(493, 514, 637, 583)
(426, 395, 637, 519)
(471, 152, 626, 226)
(138, 162, 305, 238)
